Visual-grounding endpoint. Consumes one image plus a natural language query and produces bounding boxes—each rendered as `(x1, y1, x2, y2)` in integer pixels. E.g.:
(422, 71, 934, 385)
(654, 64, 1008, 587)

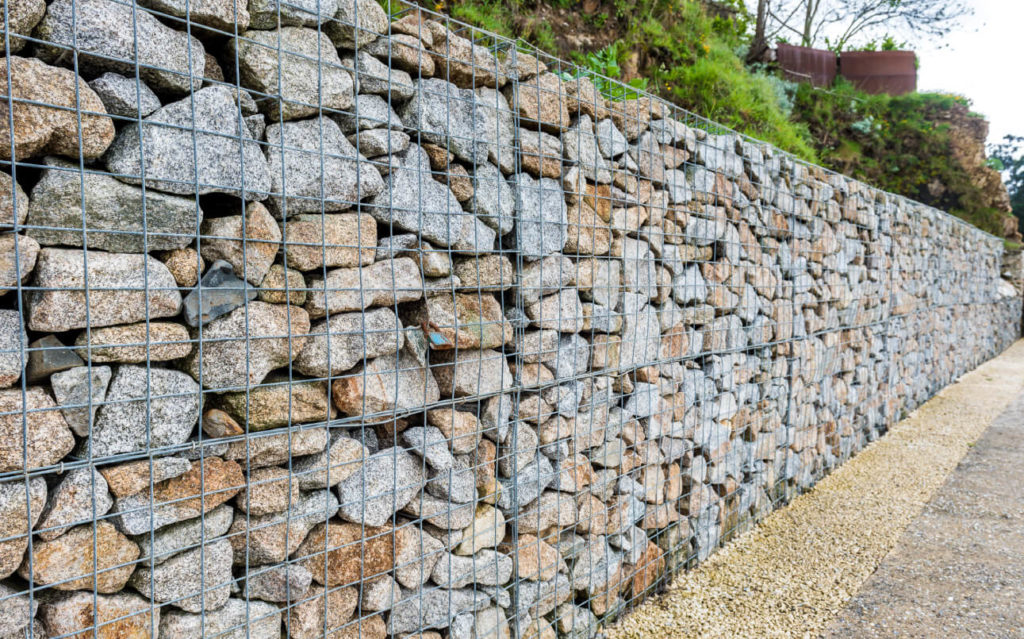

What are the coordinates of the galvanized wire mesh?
(0, 2, 1020, 639)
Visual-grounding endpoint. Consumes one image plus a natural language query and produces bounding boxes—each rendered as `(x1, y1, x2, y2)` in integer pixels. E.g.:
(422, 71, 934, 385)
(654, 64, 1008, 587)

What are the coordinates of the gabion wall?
(0, 2, 1020, 639)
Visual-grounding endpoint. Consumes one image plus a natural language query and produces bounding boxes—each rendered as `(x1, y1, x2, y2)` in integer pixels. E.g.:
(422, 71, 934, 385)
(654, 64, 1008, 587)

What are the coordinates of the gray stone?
(26, 248, 182, 333)
(542, 333, 591, 380)
(0, 387, 75, 474)
(348, 50, 416, 100)
(476, 87, 517, 175)
(88, 72, 161, 119)
(182, 300, 310, 390)
(367, 144, 466, 247)
(0, 478, 45, 579)
(497, 454, 553, 512)
(360, 574, 400, 612)
(199, 202, 281, 286)
(398, 79, 488, 165)
(128, 538, 233, 613)
(402, 426, 455, 472)
(514, 573, 572, 619)
(183, 261, 258, 327)
(264, 116, 384, 217)
(25, 334, 82, 384)
(35, 0, 205, 95)
(570, 535, 622, 594)
(351, 128, 411, 156)
(673, 265, 708, 305)
(159, 598, 281, 639)
(394, 522, 445, 588)
(335, 446, 425, 527)
(294, 307, 403, 377)
(431, 550, 513, 588)
(388, 588, 489, 635)
(133, 502, 234, 566)
(513, 173, 568, 260)
(564, 115, 612, 183)
(620, 237, 657, 299)
(427, 456, 477, 504)
(105, 86, 272, 197)
(334, 93, 403, 133)
(249, 0, 337, 28)
(471, 162, 515, 235)
(0, 0, 45, 54)
(227, 488, 337, 566)
(304, 257, 422, 318)
(36, 467, 113, 541)
(27, 157, 199, 252)
(325, 0, 389, 49)
(519, 255, 575, 305)
(0, 172, 29, 230)
(0, 582, 36, 637)
(85, 365, 199, 458)
(432, 348, 513, 397)
(0, 311, 25, 388)
(402, 490, 477, 530)
(291, 432, 369, 489)
(232, 27, 354, 122)
(499, 421, 539, 478)
(244, 563, 312, 602)
(138, 0, 252, 29)
(618, 293, 661, 372)
(596, 118, 628, 158)
(452, 210, 498, 255)
(481, 394, 513, 443)
(0, 234, 38, 297)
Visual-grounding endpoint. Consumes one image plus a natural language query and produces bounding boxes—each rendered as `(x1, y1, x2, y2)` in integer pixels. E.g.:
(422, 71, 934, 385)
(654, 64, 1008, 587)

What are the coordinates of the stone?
(74, 322, 191, 363)
(402, 490, 476, 530)
(288, 585, 357, 639)
(182, 260, 258, 327)
(249, 0, 336, 28)
(453, 255, 514, 292)
(99, 457, 192, 500)
(512, 534, 564, 582)
(0, 234, 37, 298)
(258, 264, 306, 305)
(507, 73, 570, 132)
(282, 213, 377, 271)
(673, 265, 708, 305)
(454, 504, 506, 556)
(264, 117, 383, 217)
(291, 432, 369, 489)
(236, 466, 301, 516)
(128, 538, 233, 613)
(294, 307, 403, 377)
(391, 521, 445, 589)
(136, 0, 250, 29)
(402, 426, 455, 471)
(226, 488, 336, 565)
(427, 27, 506, 88)
(305, 258, 423, 318)
(18, 521, 138, 592)
(112, 457, 244, 535)
(426, 456, 476, 503)
(564, 115, 612, 183)
(332, 345, 439, 418)
(160, 598, 280, 639)
(0, 582, 36, 638)
(400, 82, 487, 160)
(564, 202, 612, 256)
(518, 255, 575, 305)
(387, 588, 489, 635)
(244, 563, 312, 602)
(514, 173, 568, 260)
(497, 454, 553, 512)
(376, 234, 452, 277)
(526, 290, 585, 333)
(334, 93, 403, 133)
(35, 467, 113, 541)
(427, 408, 481, 455)
(158, 248, 204, 288)
(471, 162, 516, 234)
(105, 86, 272, 197)
(24, 334, 82, 383)
(360, 574, 400, 611)
(224, 427, 328, 469)
(0, 477, 46, 579)
(519, 128, 563, 179)
(350, 127, 411, 156)
(36, 0, 204, 94)
(430, 550, 512, 588)
(0, 56, 115, 161)
(618, 294, 661, 372)
(26, 157, 200, 252)
(476, 87, 517, 174)
(475, 607, 511, 639)
(0, 0, 45, 54)
(404, 294, 513, 350)
(348, 50, 415, 100)
(295, 521, 395, 586)
(0, 311, 24, 388)
(432, 348, 513, 397)
(232, 27, 353, 121)
(0, 387, 74, 472)
(49, 365, 112, 437)
(596, 119, 629, 158)
(325, 0, 390, 48)
(88, 72, 161, 118)
(335, 446, 425, 526)
(38, 591, 157, 639)
(366, 144, 467, 247)
(86, 365, 200, 458)
(213, 378, 335, 430)
(182, 301, 310, 390)
(26, 248, 181, 333)
(199, 202, 280, 285)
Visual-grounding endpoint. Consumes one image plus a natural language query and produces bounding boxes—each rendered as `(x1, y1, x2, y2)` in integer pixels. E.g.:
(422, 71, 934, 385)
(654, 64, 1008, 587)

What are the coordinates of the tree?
(753, 0, 972, 52)
(990, 135, 1024, 221)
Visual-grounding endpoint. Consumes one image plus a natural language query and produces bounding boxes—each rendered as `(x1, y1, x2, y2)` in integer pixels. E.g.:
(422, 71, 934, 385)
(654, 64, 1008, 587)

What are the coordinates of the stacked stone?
(0, 3, 1020, 639)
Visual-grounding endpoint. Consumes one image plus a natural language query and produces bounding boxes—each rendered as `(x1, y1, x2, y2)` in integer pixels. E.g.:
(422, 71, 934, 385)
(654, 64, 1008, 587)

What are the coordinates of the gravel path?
(605, 339, 1024, 639)
(825, 376, 1024, 637)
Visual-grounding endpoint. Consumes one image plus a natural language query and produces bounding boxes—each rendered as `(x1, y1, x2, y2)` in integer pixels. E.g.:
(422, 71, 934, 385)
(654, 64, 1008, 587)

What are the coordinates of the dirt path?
(824, 386, 1024, 638)
(605, 339, 1024, 639)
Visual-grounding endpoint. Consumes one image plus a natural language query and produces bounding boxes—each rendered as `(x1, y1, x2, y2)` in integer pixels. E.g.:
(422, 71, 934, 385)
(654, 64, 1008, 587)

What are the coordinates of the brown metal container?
(839, 50, 917, 95)
(776, 43, 837, 88)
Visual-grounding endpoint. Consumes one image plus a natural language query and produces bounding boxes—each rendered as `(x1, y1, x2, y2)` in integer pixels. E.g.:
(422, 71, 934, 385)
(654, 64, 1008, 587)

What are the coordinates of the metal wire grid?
(0, 2, 1021, 639)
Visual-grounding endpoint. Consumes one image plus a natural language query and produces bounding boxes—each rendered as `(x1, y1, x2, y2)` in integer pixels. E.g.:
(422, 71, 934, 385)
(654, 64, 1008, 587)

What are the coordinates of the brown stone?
(281, 213, 377, 271)
(629, 540, 666, 597)
(0, 477, 46, 579)
(0, 386, 74, 472)
(453, 255, 514, 292)
(332, 614, 387, 639)
(235, 466, 300, 516)
(201, 408, 243, 439)
(213, 378, 335, 430)
(135, 457, 244, 524)
(157, 248, 204, 288)
(296, 522, 395, 587)
(519, 129, 563, 179)
(74, 322, 191, 363)
(0, 233, 39, 295)
(257, 263, 307, 306)
(18, 521, 138, 592)
(98, 457, 192, 500)
(507, 534, 564, 582)
(288, 585, 358, 639)
(199, 201, 281, 285)
(507, 73, 570, 132)
(427, 407, 481, 454)
(0, 56, 114, 161)
(404, 293, 513, 351)
(38, 591, 157, 639)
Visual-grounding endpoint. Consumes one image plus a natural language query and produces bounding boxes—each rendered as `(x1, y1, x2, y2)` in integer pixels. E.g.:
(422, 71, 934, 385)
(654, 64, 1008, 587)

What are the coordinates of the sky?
(914, 0, 1023, 146)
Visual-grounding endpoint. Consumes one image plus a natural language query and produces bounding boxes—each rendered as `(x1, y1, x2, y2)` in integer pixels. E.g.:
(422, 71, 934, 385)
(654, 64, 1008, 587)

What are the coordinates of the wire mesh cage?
(0, 1, 1020, 639)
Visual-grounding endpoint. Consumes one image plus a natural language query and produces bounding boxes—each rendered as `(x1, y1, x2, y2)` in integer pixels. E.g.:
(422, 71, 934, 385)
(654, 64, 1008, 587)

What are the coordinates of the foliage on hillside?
(421, 0, 1015, 237)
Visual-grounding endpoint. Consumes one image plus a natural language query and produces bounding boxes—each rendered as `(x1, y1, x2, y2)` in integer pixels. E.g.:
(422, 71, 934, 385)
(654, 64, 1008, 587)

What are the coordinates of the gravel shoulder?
(606, 338, 1024, 639)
